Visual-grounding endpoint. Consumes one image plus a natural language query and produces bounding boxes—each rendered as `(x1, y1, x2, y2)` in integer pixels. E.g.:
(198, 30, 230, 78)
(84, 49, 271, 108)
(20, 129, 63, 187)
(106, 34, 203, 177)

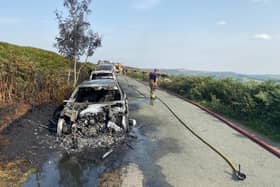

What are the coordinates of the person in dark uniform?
(149, 69, 158, 99)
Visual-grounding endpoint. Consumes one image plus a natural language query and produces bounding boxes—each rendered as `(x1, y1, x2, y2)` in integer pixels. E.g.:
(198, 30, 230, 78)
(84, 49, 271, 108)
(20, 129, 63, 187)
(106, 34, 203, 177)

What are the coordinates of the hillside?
(0, 42, 72, 71)
(160, 69, 280, 82)
(0, 42, 94, 104)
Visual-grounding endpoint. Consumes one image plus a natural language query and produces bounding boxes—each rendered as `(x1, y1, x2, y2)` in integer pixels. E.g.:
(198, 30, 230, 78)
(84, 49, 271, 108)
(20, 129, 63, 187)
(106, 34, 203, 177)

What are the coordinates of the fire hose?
(128, 78, 246, 180)
(157, 96, 246, 180)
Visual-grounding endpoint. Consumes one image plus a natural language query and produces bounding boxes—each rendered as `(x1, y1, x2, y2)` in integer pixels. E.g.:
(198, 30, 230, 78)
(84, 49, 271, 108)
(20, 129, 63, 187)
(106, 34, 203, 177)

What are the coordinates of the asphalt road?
(119, 76, 280, 187)
(21, 76, 280, 187)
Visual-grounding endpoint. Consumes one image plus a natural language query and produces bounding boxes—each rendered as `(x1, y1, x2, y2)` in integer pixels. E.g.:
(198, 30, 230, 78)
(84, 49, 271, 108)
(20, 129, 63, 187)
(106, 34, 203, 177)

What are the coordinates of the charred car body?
(56, 79, 129, 149)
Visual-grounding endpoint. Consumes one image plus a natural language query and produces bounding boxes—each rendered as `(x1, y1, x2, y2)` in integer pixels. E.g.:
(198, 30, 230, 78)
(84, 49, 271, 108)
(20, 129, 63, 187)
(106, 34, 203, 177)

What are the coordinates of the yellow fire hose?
(129, 79, 246, 180)
(157, 96, 246, 180)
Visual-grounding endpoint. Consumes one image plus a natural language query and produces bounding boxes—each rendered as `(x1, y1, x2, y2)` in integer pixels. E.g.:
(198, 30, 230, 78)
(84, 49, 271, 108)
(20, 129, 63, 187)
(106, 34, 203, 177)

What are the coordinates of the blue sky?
(0, 0, 279, 74)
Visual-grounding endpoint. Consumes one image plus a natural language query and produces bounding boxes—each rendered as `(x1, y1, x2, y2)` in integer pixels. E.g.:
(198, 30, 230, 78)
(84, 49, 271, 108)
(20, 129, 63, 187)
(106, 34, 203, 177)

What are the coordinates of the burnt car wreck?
(55, 79, 133, 150)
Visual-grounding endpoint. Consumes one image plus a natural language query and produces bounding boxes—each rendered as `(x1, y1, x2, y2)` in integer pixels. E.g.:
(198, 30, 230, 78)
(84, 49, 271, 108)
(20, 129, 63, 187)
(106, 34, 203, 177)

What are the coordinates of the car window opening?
(74, 87, 121, 103)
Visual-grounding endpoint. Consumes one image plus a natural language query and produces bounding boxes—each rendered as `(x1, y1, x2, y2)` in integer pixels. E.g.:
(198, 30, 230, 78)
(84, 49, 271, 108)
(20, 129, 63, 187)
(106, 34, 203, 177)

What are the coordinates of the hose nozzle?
(234, 164, 246, 180)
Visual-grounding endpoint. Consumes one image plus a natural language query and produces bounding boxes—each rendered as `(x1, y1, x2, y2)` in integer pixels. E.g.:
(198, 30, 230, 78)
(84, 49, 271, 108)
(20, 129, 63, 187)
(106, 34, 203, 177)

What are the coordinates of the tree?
(85, 30, 101, 63)
(55, 0, 101, 86)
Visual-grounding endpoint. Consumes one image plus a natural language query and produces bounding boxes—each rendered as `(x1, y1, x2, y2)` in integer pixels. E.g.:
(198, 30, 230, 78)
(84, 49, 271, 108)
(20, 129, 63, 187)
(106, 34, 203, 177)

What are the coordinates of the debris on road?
(126, 143, 134, 150)
(101, 149, 114, 159)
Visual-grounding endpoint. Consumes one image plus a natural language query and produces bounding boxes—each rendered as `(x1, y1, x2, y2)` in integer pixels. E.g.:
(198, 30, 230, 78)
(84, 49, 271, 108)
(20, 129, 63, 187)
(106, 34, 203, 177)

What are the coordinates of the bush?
(127, 70, 280, 141)
(160, 76, 280, 141)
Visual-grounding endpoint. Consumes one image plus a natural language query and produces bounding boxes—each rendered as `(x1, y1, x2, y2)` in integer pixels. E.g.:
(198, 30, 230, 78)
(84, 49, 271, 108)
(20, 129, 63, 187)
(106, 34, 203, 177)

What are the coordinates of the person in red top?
(149, 69, 158, 99)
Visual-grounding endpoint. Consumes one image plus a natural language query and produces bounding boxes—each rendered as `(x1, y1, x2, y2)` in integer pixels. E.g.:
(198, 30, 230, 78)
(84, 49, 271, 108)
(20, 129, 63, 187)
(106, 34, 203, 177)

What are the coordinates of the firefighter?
(149, 69, 158, 99)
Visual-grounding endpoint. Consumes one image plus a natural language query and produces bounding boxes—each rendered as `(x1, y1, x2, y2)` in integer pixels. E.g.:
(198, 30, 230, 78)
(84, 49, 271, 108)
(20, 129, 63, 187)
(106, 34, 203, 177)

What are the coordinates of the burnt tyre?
(57, 118, 65, 136)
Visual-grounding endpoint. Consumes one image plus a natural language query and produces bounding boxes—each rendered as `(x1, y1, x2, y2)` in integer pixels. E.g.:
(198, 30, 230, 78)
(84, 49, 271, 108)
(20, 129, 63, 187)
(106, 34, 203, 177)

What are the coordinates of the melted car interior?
(74, 87, 121, 103)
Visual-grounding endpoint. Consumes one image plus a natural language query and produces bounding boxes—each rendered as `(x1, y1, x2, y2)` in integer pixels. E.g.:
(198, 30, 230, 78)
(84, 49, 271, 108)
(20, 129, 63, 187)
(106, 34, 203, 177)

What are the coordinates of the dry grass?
(0, 159, 36, 187)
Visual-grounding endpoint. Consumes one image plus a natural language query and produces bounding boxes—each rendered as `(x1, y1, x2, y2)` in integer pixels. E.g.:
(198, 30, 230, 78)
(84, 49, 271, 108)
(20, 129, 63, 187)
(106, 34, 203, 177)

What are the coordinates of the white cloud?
(131, 0, 161, 10)
(0, 17, 18, 24)
(250, 0, 270, 4)
(253, 33, 272, 40)
(216, 20, 227, 25)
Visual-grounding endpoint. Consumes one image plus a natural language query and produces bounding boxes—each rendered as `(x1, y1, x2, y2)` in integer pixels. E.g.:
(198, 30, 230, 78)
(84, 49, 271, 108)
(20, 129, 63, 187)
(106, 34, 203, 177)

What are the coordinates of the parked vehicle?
(89, 70, 116, 80)
(96, 63, 114, 72)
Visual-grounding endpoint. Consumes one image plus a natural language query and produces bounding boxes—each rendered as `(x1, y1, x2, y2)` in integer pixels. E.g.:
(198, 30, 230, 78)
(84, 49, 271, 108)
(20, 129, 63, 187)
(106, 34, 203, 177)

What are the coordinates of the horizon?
(2, 40, 280, 76)
(1, 0, 280, 74)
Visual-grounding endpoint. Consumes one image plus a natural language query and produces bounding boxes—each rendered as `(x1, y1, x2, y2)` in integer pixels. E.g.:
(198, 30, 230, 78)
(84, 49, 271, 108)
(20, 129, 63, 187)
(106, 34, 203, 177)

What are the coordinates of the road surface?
(21, 76, 279, 187)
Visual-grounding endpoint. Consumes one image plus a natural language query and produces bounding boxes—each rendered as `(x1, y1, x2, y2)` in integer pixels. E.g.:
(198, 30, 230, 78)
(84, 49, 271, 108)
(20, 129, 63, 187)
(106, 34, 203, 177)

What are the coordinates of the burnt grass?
(0, 104, 57, 165)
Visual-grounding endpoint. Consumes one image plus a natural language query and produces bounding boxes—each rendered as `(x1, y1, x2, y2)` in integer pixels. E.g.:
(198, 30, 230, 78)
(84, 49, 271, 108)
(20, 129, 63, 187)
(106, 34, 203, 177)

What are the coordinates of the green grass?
(0, 41, 72, 70)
